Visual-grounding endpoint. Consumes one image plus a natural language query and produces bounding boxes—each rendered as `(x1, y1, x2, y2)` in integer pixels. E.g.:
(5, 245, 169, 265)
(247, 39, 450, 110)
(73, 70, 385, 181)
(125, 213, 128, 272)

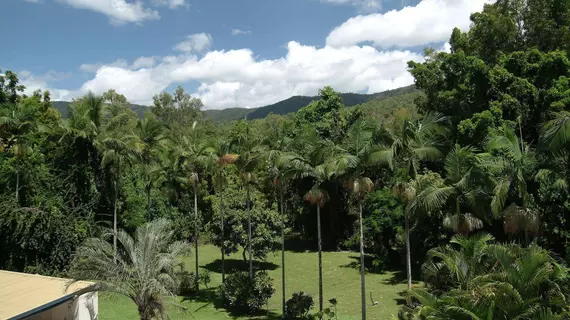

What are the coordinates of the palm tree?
(413, 145, 487, 235)
(374, 112, 447, 292)
(69, 219, 191, 320)
(97, 119, 140, 257)
(228, 120, 262, 280)
(0, 100, 38, 202)
(483, 129, 539, 240)
(278, 138, 339, 315)
(539, 110, 570, 193)
(136, 112, 168, 220)
(213, 152, 238, 284)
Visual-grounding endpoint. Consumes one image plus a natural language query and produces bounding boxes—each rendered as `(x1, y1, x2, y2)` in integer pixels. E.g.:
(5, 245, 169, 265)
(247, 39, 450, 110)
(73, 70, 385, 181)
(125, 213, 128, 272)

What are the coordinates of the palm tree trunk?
(317, 205, 323, 315)
(146, 180, 152, 221)
(405, 205, 412, 292)
(15, 169, 19, 202)
(359, 202, 366, 320)
(113, 178, 118, 259)
(220, 187, 225, 284)
(280, 188, 286, 319)
(247, 184, 253, 280)
(194, 185, 199, 290)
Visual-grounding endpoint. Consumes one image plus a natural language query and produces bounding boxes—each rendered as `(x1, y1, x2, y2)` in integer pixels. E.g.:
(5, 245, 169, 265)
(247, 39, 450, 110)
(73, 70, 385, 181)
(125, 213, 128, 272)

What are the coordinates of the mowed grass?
(99, 244, 408, 320)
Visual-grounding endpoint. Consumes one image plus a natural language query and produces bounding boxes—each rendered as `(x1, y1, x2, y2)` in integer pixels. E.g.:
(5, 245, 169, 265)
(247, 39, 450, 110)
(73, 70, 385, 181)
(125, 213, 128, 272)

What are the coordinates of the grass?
(99, 244, 408, 320)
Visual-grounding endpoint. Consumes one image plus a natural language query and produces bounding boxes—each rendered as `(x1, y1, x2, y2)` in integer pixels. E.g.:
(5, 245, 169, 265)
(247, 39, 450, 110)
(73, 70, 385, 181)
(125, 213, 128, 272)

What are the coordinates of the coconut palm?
(374, 112, 448, 292)
(136, 112, 169, 220)
(69, 219, 191, 320)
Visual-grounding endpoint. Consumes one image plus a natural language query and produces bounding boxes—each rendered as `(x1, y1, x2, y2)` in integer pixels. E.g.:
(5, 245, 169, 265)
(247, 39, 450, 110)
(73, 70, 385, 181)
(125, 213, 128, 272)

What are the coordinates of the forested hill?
(52, 85, 418, 121)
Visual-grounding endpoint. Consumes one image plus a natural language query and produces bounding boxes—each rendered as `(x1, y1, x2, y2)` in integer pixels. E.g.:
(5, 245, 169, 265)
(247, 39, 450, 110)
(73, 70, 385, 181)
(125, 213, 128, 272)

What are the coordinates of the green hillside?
(51, 85, 419, 122)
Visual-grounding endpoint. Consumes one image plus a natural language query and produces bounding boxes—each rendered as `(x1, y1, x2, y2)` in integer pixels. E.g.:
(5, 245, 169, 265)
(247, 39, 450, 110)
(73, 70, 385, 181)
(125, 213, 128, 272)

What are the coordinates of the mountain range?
(52, 85, 418, 122)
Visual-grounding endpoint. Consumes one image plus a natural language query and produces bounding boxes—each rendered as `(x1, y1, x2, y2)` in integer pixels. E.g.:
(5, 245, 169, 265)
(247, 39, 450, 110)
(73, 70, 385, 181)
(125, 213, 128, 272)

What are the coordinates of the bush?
(177, 270, 196, 295)
(219, 271, 275, 314)
(285, 291, 314, 319)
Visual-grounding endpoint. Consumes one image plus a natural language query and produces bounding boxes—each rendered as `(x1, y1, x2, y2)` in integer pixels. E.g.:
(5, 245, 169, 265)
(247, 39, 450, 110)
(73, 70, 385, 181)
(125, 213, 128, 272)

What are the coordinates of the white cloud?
(18, 71, 75, 101)
(72, 42, 422, 108)
(173, 33, 213, 53)
(326, 0, 494, 48)
(23, 0, 43, 3)
(320, 0, 381, 13)
(231, 28, 251, 36)
(80, 59, 129, 73)
(56, 0, 160, 25)
(131, 56, 158, 69)
(152, 0, 187, 9)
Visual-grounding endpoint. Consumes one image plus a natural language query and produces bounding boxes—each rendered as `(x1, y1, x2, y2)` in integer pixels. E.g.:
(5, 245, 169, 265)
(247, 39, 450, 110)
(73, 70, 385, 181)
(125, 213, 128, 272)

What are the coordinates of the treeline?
(2, 0, 570, 318)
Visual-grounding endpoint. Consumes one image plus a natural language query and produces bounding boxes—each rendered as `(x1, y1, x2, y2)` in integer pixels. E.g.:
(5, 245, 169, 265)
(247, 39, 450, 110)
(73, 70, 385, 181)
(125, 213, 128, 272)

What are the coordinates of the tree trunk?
(405, 205, 412, 293)
(113, 179, 118, 259)
(317, 205, 323, 315)
(146, 180, 152, 221)
(359, 202, 366, 320)
(281, 188, 286, 319)
(194, 185, 199, 290)
(15, 169, 19, 202)
(247, 184, 253, 280)
(220, 187, 226, 284)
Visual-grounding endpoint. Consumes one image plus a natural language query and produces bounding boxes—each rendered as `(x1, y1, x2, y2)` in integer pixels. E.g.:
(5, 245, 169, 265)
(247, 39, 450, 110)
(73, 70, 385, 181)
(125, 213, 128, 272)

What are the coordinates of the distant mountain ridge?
(52, 85, 418, 122)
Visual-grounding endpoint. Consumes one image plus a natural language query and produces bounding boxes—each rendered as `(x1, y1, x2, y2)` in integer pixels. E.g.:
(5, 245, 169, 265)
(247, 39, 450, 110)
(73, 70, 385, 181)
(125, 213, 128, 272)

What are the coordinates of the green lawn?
(99, 245, 408, 320)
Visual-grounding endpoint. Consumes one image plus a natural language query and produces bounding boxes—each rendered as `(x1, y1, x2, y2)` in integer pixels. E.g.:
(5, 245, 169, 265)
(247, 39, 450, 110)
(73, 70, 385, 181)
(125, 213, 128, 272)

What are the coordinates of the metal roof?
(0, 270, 94, 320)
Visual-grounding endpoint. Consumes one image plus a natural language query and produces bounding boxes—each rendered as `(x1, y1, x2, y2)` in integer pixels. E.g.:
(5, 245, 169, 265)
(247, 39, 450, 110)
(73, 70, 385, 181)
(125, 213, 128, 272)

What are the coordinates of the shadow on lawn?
(182, 288, 281, 319)
(202, 258, 279, 274)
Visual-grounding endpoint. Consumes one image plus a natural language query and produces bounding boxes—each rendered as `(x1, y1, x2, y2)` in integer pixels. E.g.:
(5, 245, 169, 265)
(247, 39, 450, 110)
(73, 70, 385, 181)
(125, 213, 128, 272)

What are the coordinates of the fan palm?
(69, 219, 191, 320)
(375, 112, 447, 292)
(136, 113, 169, 220)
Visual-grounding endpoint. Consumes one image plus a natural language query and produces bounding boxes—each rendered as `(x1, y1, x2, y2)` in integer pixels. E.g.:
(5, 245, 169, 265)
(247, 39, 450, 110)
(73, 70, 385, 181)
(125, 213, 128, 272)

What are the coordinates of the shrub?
(219, 271, 275, 314)
(285, 291, 314, 319)
(177, 270, 196, 295)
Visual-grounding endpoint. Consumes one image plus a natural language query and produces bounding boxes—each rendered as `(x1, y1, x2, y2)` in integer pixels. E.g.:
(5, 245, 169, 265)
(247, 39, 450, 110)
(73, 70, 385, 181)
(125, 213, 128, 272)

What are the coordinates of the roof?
(0, 270, 95, 320)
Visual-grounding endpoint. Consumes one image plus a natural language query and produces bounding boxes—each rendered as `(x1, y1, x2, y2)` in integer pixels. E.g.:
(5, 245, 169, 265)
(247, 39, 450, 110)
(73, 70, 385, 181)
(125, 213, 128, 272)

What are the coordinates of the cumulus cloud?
(56, 0, 160, 25)
(320, 0, 382, 13)
(74, 42, 422, 108)
(80, 59, 129, 73)
(173, 33, 213, 53)
(152, 0, 187, 9)
(231, 29, 251, 36)
(131, 56, 158, 69)
(326, 0, 494, 48)
(18, 71, 75, 101)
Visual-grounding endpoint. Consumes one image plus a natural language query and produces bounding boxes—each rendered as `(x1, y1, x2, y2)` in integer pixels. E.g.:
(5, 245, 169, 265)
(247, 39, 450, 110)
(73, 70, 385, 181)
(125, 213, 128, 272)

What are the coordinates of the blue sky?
(0, 0, 492, 109)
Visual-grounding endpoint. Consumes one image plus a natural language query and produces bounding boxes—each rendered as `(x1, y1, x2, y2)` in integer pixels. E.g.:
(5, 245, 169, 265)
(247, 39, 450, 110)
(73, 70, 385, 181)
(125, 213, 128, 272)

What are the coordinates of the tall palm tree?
(136, 113, 168, 221)
(228, 120, 262, 280)
(540, 110, 570, 193)
(97, 118, 140, 257)
(213, 152, 238, 284)
(278, 137, 339, 315)
(69, 219, 191, 320)
(0, 100, 38, 202)
(374, 112, 447, 292)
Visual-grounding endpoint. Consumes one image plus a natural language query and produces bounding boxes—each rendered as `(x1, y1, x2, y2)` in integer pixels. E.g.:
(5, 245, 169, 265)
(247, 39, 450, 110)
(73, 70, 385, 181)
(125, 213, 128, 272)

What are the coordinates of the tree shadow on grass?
(181, 287, 281, 319)
(202, 258, 279, 274)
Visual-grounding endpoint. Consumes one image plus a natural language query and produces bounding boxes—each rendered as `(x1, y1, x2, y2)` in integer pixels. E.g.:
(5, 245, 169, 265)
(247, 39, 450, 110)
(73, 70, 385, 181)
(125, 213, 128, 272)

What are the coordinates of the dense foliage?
(219, 271, 275, 314)
(4, 0, 570, 318)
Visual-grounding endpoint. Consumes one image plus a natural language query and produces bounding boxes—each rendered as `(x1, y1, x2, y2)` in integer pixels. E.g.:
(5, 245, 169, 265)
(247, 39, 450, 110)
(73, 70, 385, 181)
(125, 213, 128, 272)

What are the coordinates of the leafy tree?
(70, 219, 191, 320)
